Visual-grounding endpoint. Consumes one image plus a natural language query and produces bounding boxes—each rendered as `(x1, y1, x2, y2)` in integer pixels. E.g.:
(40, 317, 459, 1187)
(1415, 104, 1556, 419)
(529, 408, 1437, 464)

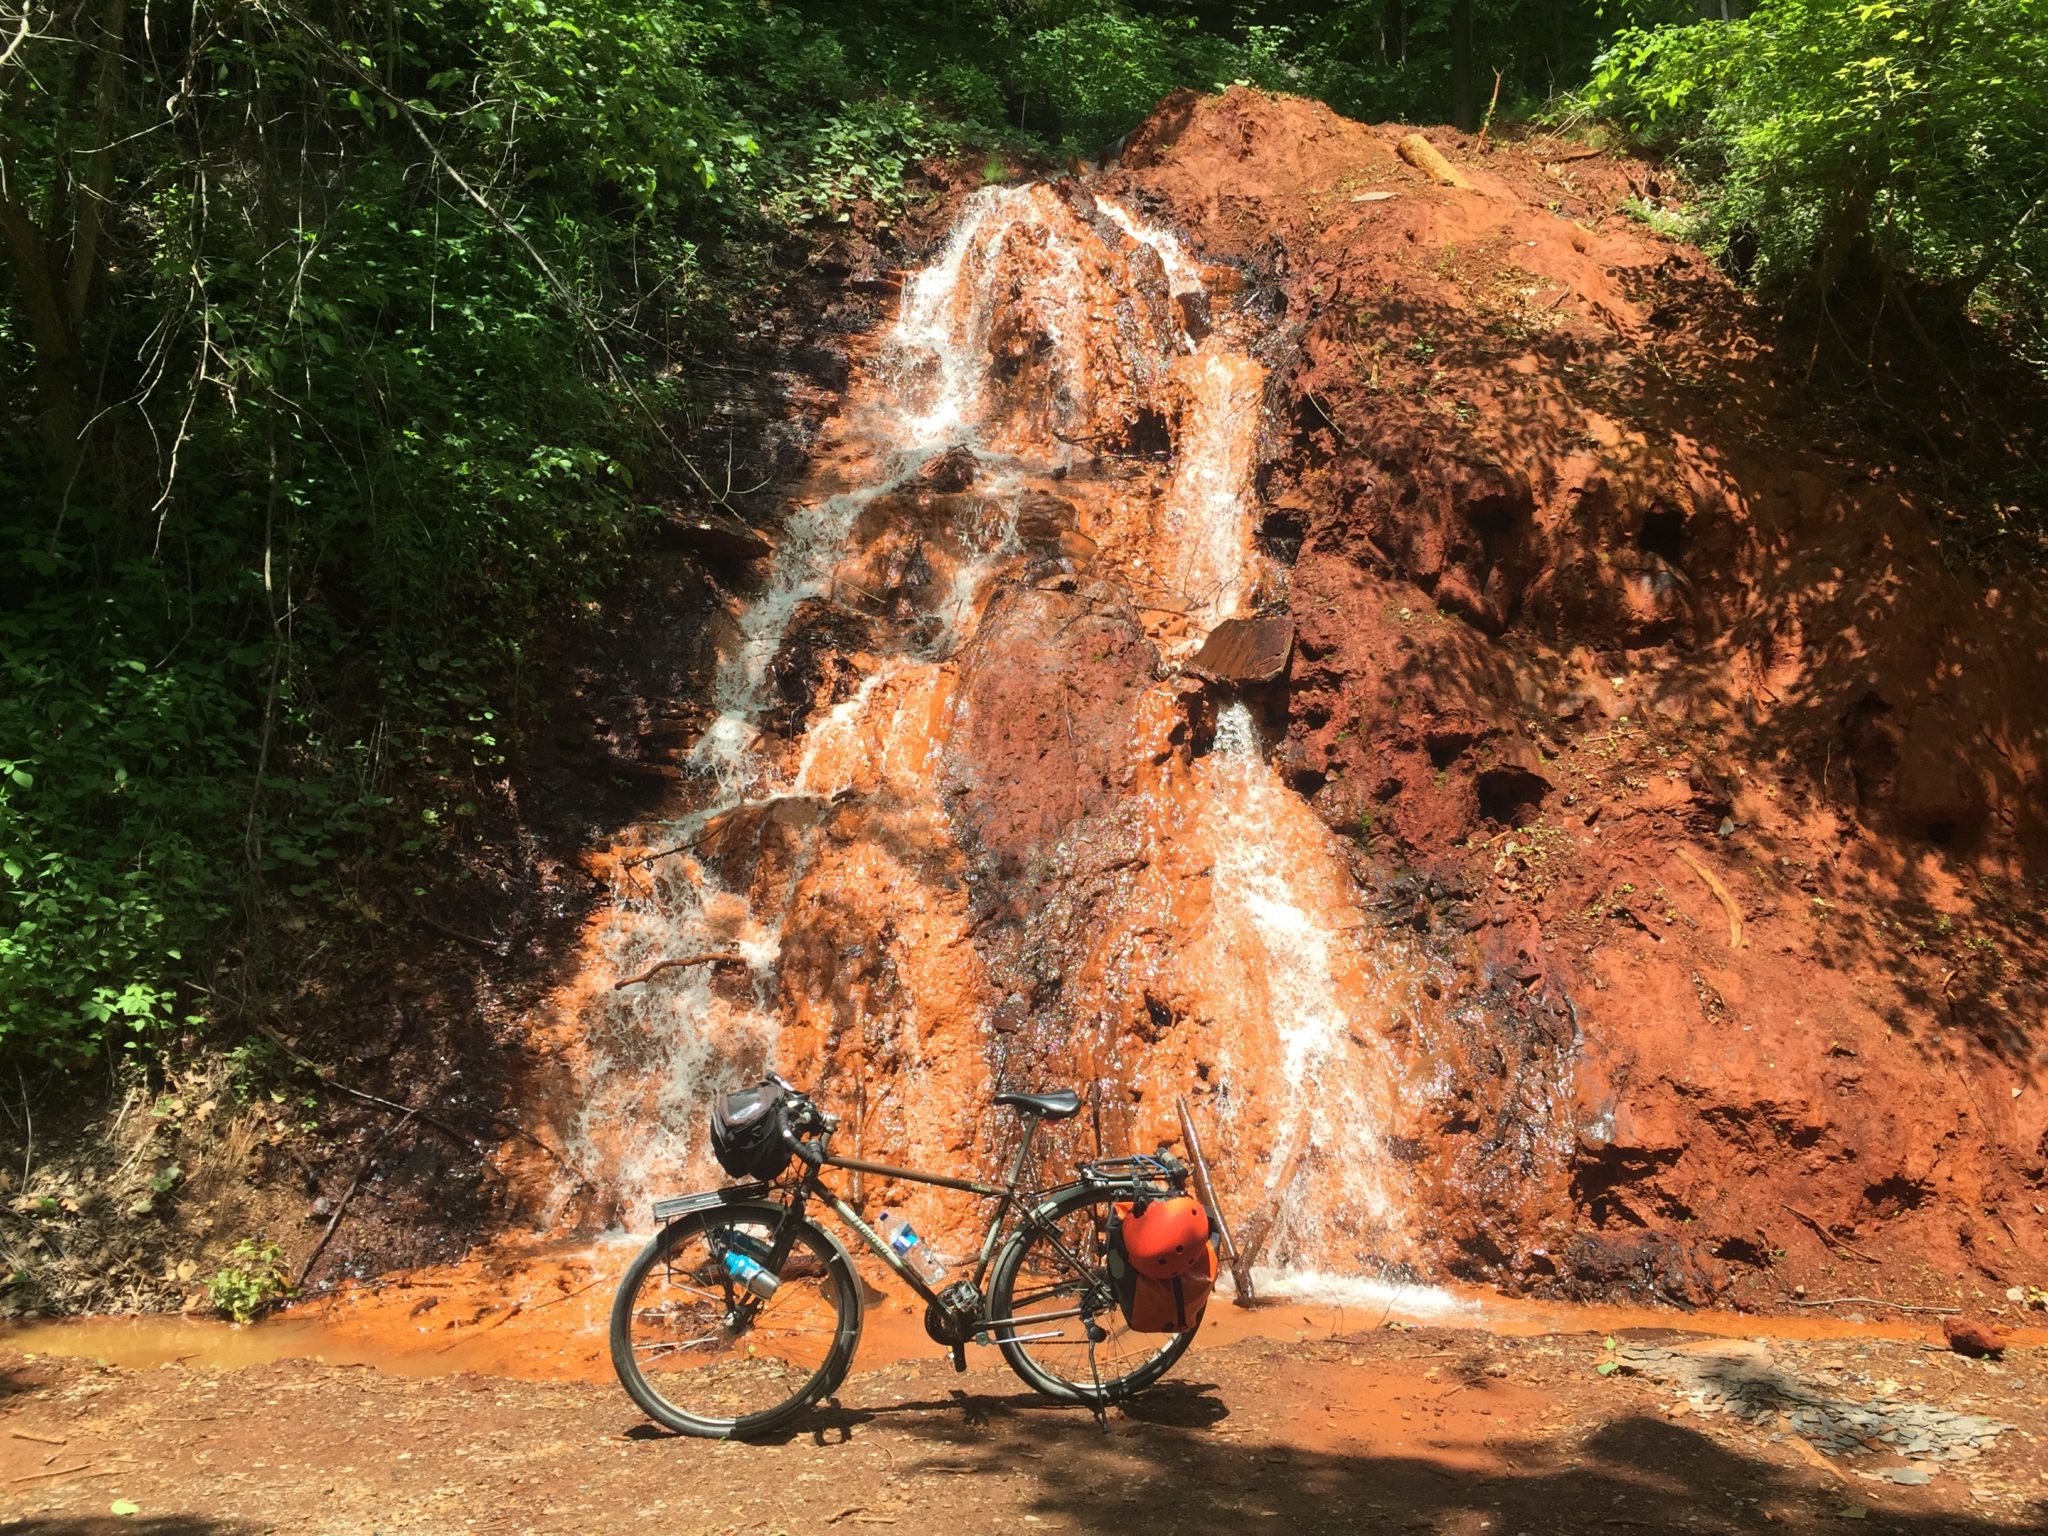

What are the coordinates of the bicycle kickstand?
(1084, 1319, 1110, 1432)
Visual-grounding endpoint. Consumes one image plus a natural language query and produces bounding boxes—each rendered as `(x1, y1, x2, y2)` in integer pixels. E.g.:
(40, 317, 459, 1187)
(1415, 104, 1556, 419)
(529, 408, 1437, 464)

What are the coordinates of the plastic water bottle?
(718, 1233, 779, 1300)
(878, 1211, 948, 1285)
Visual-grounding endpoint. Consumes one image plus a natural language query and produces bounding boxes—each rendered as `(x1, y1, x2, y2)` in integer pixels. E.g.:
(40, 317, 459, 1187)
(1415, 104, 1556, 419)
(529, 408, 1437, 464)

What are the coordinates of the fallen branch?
(253, 1022, 479, 1150)
(408, 907, 509, 956)
(613, 951, 746, 990)
(482, 1112, 594, 1188)
(8, 1430, 67, 1447)
(432, 1300, 524, 1353)
(254, 1023, 592, 1188)
(524, 1274, 607, 1313)
(1397, 132, 1474, 191)
(8, 1463, 117, 1484)
(1674, 846, 1746, 949)
(1232, 1125, 1315, 1281)
(1788, 1296, 1961, 1315)
(1781, 1203, 1880, 1264)
(297, 1105, 420, 1288)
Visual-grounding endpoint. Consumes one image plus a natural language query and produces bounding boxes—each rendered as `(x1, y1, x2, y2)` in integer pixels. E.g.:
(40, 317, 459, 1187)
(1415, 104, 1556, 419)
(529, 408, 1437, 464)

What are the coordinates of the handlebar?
(775, 1080, 835, 1167)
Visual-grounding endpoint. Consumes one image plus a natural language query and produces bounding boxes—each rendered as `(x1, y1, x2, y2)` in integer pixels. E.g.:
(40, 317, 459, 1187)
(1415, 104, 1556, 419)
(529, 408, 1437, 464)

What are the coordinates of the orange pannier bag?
(1107, 1198, 1217, 1332)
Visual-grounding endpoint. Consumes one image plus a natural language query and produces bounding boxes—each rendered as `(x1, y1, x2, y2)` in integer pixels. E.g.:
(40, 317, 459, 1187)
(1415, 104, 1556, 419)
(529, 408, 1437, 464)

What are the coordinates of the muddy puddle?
(12, 1250, 2032, 1386)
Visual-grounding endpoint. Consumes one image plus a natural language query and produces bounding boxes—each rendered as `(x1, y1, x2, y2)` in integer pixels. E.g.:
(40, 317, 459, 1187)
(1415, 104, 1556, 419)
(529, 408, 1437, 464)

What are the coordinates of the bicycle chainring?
(923, 1280, 985, 1346)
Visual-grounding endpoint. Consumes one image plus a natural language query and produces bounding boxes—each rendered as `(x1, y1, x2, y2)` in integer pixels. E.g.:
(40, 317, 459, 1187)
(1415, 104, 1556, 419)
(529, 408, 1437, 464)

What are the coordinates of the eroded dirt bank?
(1093, 90, 2048, 1302)
(476, 87, 2048, 1313)
(19, 86, 2040, 1328)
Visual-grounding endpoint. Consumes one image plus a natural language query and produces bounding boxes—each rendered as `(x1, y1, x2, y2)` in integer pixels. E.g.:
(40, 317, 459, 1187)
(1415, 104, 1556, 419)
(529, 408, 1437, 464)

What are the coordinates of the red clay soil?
(1097, 89, 2048, 1306)
(5, 1325, 2047, 1534)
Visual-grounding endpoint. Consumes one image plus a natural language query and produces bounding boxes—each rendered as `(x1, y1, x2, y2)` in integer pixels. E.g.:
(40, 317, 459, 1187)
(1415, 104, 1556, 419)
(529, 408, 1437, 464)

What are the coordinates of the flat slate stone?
(1189, 615, 1294, 685)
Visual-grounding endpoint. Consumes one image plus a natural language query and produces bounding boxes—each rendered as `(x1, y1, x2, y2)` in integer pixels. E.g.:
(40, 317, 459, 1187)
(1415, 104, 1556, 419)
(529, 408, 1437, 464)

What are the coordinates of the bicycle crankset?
(923, 1280, 984, 1347)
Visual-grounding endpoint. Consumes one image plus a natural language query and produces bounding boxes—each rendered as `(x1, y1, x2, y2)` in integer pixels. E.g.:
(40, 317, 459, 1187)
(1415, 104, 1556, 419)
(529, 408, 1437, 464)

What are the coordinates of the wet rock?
(945, 586, 1158, 861)
(647, 512, 775, 563)
(914, 444, 979, 493)
(767, 597, 875, 728)
(1941, 1316, 2007, 1359)
(1014, 489, 1081, 550)
(1562, 1230, 1725, 1305)
(1187, 615, 1294, 686)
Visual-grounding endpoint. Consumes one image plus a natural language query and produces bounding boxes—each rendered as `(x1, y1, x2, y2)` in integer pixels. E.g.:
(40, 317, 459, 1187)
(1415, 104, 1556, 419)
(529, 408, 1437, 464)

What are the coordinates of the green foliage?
(1014, 11, 1224, 148)
(208, 1239, 293, 1324)
(1581, 0, 2048, 350)
(762, 100, 961, 226)
(14, 0, 2034, 1068)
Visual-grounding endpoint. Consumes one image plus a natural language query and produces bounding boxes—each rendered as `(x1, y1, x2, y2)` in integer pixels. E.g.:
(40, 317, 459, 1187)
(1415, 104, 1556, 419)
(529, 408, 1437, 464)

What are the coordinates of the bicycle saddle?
(994, 1089, 1082, 1120)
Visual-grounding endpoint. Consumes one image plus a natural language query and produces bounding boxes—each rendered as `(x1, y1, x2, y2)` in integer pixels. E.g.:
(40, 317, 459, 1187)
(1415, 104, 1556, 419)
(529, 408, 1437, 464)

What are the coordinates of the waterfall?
(552, 180, 1447, 1287)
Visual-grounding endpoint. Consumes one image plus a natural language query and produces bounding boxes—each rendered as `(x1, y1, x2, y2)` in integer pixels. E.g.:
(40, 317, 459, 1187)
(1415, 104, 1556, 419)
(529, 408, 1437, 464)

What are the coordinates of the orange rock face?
(509, 90, 2046, 1311)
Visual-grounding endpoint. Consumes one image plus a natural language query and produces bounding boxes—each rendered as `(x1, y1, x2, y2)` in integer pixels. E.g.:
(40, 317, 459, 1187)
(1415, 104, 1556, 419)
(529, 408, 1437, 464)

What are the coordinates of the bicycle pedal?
(951, 1344, 967, 1373)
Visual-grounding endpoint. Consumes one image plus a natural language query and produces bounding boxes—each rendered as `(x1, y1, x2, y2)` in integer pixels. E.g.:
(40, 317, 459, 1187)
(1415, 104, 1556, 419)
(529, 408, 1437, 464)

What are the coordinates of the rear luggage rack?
(1078, 1153, 1186, 1192)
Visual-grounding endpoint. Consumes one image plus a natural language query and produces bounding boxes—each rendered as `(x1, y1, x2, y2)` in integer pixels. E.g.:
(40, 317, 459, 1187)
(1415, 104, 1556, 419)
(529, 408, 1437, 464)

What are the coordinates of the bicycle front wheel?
(987, 1183, 1198, 1405)
(609, 1199, 862, 1438)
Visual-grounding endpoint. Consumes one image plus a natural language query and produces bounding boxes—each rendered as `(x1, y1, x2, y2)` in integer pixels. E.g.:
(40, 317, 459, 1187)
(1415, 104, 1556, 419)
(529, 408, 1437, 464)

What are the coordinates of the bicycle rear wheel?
(609, 1199, 861, 1438)
(987, 1183, 1197, 1405)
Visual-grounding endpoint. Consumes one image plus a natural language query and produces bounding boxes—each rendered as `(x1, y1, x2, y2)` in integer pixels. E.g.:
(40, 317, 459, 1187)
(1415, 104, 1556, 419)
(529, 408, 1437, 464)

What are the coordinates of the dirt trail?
(4, 1325, 2046, 1535)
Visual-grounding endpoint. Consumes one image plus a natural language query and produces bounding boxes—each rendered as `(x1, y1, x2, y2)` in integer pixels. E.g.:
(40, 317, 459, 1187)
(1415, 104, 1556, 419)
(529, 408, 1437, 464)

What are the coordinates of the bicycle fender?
(650, 1183, 774, 1223)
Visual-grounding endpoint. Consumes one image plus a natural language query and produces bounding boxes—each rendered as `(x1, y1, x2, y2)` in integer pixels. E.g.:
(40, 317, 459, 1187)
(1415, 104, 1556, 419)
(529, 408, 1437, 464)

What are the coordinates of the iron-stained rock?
(1188, 615, 1294, 685)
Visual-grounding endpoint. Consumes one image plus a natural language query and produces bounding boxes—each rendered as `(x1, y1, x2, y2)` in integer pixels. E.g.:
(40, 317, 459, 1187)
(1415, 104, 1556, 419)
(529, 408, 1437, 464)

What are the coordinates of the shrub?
(208, 1239, 293, 1324)
(1580, 0, 2048, 352)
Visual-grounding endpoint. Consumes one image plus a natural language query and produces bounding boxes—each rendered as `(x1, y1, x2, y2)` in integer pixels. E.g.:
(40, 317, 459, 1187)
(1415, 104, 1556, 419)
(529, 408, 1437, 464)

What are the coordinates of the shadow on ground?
(762, 1376, 2046, 1535)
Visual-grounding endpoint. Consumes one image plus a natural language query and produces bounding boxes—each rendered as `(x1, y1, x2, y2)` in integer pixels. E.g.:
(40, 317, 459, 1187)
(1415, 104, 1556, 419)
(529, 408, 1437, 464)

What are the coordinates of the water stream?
(557, 177, 1448, 1283)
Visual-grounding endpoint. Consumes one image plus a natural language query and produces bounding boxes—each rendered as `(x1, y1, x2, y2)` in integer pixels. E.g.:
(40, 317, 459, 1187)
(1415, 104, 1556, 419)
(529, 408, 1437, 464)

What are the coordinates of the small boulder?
(1014, 488, 1080, 550)
(1188, 615, 1294, 686)
(1942, 1316, 2007, 1359)
(913, 444, 978, 493)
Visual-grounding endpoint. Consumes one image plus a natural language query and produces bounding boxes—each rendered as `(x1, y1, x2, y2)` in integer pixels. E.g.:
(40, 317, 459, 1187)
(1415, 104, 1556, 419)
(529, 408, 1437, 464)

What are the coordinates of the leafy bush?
(208, 1239, 293, 1324)
(763, 100, 962, 226)
(1581, 0, 2048, 351)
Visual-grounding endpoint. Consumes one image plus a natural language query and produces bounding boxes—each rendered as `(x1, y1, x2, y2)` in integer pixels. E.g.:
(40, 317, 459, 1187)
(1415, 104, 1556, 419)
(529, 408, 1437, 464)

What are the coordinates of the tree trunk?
(1450, 0, 1477, 131)
(0, 0, 128, 492)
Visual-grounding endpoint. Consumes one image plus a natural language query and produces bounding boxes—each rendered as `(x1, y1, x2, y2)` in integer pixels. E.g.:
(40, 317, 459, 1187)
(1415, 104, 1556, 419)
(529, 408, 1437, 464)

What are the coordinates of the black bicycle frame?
(799, 1110, 1060, 1308)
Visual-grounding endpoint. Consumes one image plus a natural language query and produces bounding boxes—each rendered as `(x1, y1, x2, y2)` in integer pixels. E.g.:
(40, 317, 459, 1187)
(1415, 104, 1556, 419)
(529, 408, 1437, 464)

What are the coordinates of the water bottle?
(718, 1231, 779, 1300)
(878, 1211, 948, 1285)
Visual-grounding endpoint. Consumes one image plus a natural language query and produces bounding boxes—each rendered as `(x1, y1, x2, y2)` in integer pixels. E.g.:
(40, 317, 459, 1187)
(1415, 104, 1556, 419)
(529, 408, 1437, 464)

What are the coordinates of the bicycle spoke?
(994, 1185, 1194, 1406)
(613, 1208, 854, 1435)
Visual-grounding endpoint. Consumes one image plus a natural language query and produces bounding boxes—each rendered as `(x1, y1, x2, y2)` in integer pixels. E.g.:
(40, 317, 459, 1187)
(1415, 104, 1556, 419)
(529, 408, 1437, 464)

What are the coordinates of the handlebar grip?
(781, 1120, 825, 1168)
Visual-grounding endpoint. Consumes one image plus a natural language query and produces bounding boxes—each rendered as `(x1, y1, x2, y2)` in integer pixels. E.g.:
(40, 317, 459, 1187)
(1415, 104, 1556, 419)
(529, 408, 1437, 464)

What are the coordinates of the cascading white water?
(1098, 194, 1207, 349)
(1159, 345, 1264, 636)
(892, 185, 1098, 449)
(565, 185, 1145, 1216)
(1203, 701, 1413, 1264)
(560, 180, 1442, 1289)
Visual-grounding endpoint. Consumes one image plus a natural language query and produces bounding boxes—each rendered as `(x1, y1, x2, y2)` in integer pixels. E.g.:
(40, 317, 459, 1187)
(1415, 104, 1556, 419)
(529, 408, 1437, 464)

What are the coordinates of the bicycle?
(608, 1075, 1226, 1438)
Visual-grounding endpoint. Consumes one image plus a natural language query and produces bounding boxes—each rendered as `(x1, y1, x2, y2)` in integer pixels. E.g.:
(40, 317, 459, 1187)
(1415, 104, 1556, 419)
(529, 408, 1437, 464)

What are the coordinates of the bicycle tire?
(986, 1183, 1198, 1405)
(609, 1198, 862, 1438)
